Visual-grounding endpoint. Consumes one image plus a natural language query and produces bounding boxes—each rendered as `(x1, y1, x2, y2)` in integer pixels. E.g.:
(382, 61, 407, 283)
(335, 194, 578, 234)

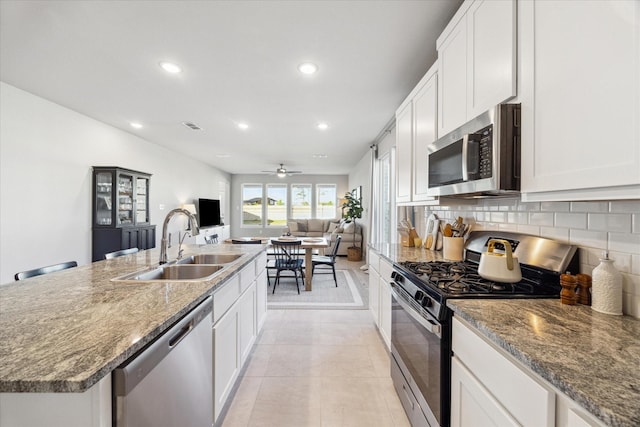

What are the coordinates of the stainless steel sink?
(176, 253, 242, 265)
(112, 264, 224, 282)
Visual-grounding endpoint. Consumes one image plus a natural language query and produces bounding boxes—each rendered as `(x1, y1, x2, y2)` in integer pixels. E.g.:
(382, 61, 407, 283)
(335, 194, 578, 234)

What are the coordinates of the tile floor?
(219, 308, 411, 426)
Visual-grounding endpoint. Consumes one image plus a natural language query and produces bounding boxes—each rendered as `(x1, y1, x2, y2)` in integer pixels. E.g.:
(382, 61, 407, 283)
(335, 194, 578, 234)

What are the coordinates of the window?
(266, 184, 287, 227)
(316, 184, 337, 219)
(241, 184, 263, 227)
(291, 184, 312, 219)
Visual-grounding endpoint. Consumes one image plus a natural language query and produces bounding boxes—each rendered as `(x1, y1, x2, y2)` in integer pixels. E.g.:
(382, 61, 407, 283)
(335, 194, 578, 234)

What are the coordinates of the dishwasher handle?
(113, 296, 212, 397)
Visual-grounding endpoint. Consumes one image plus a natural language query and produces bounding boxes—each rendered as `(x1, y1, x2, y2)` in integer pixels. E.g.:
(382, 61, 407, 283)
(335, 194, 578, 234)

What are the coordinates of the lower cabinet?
(368, 249, 392, 350)
(92, 225, 156, 261)
(452, 317, 606, 427)
(213, 253, 267, 423)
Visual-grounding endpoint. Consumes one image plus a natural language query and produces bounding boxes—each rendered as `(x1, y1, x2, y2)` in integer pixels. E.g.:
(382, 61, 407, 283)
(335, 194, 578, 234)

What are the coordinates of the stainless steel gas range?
(389, 231, 579, 427)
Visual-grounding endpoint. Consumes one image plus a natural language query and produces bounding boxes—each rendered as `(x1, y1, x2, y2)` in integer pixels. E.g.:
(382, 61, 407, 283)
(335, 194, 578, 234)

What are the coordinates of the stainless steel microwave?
(427, 104, 521, 197)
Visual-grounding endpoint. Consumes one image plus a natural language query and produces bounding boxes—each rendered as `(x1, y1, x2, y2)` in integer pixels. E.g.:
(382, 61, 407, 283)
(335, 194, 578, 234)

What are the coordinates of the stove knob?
(421, 296, 432, 308)
(414, 290, 424, 301)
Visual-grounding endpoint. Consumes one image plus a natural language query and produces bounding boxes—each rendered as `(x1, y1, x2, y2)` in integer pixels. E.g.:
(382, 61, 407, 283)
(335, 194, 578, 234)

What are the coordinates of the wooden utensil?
(443, 223, 453, 237)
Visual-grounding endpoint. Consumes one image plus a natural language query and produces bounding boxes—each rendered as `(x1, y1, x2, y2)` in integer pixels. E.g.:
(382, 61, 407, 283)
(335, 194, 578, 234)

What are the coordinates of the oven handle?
(390, 283, 441, 338)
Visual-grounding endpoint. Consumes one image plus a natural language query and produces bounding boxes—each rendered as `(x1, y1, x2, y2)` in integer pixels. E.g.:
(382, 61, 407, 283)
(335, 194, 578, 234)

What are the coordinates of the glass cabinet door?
(117, 173, 134, 226)
(135, 177, 149, 224)
(95, 172, 113, 226)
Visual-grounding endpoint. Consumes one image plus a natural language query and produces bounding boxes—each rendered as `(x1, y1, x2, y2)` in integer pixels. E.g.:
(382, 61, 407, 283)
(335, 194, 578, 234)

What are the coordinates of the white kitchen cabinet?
(238, 282, 256, 366)
(0, 375, 112, 427)
(452, 317, 555, 427)
(213, 297, 240, 422)
(193, 224, 230, 244)
(396, 101, 413, 203)
(453, 316, 606, 427)
(368, 249, 392, 350)
(396, 64, 439, 205)
(255, 254, 268, 332)
(451, 357, 519, 427)
(519, 0, 640, 201)
(437, 0, 516, 136)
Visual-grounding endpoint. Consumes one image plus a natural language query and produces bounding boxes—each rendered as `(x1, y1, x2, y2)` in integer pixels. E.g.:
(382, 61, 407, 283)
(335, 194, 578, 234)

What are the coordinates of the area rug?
(267, 270, 366, 310)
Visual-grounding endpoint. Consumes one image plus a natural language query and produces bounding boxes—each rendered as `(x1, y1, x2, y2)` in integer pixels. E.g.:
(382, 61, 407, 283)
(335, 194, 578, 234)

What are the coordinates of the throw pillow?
(297, 221, 308, 232)
(287, 220, 299, 232)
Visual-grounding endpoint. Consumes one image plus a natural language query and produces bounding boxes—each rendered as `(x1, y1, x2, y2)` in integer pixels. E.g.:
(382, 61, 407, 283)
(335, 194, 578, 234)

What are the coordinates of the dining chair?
(104, 247, 139, 259)
(204, 234, 218, 244)
(270, 239, 305, 294)
(14, 261, 78, 281)
(311, 235, 342, 286)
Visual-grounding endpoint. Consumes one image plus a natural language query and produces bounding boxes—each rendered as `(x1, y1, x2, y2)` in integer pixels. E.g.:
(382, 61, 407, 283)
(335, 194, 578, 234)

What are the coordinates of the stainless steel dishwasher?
(113, 296, 213, 427)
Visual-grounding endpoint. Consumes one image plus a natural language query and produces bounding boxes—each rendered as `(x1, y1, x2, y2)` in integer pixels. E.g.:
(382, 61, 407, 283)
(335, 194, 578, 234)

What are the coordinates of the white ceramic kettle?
(478, 239, 522, 283)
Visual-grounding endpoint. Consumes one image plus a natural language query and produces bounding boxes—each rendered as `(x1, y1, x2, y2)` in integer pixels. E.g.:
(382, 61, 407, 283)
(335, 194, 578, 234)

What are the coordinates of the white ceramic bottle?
(591, 251, 623, 315)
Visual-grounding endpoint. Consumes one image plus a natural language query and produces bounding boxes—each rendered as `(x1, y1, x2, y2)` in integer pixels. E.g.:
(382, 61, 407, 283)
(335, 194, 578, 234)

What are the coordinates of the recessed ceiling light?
(298, 62, 318, 75)
(237, 122, 249, 130)
(159, 61, 182, 74)
(129, 122, 143, 129)
(216, 154, 231, 158)
(317, 122, 329, 130)
(313, 154, 328, 159)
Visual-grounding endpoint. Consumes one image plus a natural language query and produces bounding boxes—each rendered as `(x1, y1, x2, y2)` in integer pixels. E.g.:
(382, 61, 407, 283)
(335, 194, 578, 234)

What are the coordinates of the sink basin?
(177, 253, 243, 265)
(113, 264, 224, 282)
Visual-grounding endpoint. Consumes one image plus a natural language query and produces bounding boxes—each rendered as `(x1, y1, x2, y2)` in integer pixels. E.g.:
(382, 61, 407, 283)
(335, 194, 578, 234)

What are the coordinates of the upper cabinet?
(519, 0, 640, 201)
(396, 64, 438, 204)
(437, 0, 517, 136)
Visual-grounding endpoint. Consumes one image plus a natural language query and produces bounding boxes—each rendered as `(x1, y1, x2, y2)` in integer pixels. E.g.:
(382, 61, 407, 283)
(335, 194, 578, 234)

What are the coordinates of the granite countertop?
(0, 244, 264, 393)
(448, 299, 640, 427)
(369, 242, 444, 263)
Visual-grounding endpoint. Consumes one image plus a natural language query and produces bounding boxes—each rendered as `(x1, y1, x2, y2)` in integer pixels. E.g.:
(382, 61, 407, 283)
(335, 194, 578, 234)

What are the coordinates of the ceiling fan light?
(277, 171, 287, 178)
(298, 62, 318, 75)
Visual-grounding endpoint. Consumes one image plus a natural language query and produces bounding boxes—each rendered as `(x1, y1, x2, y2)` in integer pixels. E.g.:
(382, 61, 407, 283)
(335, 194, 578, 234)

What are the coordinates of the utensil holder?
(443, 237, 464, 261)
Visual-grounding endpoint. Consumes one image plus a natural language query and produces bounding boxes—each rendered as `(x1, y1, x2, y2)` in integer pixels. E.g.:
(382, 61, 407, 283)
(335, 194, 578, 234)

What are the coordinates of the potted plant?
(341, 190, 363, 261)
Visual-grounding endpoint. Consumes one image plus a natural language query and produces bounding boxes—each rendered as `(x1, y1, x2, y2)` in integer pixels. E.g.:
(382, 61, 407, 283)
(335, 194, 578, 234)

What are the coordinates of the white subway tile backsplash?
(588, 213, 632, 233)
(569, 229, 608, 249)
(529, 212, 554, 226)
(609, 232, 640, 254)
(425, 198, 640, 317)
(570, 201, 609, 213)
(555, 212, 587, 229)
(541, 201, 570, 212)
(491, 212, 507, 223)
(610, 200, 640, 213)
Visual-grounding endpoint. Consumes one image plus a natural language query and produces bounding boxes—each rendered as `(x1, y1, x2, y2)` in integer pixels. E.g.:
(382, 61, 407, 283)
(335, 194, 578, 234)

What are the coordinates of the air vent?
(182, 121, 202, 130)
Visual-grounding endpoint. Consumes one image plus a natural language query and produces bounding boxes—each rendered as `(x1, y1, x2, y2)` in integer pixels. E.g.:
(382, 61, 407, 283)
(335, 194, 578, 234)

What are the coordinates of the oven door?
(390, 282, 449, 427)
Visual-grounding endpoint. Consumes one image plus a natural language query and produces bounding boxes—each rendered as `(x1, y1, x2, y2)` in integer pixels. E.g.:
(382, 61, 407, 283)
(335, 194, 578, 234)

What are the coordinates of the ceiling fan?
(261, 164, 302, 178)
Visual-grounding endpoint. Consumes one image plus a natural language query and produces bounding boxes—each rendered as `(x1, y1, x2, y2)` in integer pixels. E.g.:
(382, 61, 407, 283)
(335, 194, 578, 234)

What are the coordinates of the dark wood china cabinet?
(91, 167, 156, 261)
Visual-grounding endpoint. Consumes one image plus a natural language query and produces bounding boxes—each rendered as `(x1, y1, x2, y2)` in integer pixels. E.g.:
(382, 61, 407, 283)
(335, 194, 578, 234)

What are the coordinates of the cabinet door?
(121, 228, 139, 249)
(256, 269, 268, 332)
(368, 268, 380, 325)
(116, 172, 134, 226)
(134, 175, 149, 224)
(412, 70, 438, 202)
(467, 0, 516, 118)
(379, 277, 392, 350)
(451, 357, 519, 427)
(396, 102, 413, 203)
(438, 17, 467, 136)
(94, 171, 114, 226)
(238, 283, 256, 366)
(213, 305, 239, 422)
(520, 0, 640, 199)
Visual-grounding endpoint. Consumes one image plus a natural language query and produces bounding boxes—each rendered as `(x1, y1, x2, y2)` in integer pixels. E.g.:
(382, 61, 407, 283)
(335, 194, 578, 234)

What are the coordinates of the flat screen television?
(197, 198, 222, 227)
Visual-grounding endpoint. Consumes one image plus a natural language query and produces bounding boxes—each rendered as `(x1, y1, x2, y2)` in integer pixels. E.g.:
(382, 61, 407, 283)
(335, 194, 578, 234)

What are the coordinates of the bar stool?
(15, 261, 78, 281)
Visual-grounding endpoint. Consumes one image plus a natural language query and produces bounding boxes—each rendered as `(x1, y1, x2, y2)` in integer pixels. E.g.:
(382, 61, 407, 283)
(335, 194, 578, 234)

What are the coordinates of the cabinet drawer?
(213, 275, 240, 323)
(452, 317, 554, 427)
(255, 253, 267, 275)
(379, 258, 394, 282)
(239, 262, 255, 293)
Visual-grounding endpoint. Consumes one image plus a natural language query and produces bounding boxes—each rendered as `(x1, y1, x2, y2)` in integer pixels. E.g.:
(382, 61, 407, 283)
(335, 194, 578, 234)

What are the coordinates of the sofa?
(285, 218, 362, 256)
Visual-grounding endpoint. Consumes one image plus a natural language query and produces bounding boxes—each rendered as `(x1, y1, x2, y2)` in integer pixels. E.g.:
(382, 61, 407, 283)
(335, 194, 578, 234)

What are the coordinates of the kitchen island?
(0, 244, 265, 396)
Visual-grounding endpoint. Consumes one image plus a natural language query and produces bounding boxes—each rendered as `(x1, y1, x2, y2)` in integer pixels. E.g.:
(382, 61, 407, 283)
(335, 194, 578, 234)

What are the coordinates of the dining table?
(268, 236, 329, 291)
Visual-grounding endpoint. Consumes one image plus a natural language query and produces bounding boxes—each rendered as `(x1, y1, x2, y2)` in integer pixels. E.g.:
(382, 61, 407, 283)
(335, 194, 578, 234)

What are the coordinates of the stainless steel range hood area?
(427, 104, 521, 198)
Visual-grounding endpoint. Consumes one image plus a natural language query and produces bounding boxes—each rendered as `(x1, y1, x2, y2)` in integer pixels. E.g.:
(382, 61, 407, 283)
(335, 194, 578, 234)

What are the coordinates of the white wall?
(229, 174, 349, 238)
(0, 82, 230, 284)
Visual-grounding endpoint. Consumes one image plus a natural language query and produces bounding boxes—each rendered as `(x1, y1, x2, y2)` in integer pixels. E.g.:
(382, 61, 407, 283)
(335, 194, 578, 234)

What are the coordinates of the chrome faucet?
(159, 208, 200, 264)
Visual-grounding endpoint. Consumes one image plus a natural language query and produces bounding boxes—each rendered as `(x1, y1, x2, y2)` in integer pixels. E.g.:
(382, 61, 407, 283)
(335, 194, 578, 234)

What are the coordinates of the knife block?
(401, 228, 419, 247)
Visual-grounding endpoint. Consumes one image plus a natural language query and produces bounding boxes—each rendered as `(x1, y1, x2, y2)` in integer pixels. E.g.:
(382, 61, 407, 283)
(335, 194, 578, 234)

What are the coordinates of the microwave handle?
(462, 133, 480, 181)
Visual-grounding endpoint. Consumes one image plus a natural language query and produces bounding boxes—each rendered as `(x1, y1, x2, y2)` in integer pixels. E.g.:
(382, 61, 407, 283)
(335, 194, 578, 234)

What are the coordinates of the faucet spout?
(159, 208, 200, 264)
